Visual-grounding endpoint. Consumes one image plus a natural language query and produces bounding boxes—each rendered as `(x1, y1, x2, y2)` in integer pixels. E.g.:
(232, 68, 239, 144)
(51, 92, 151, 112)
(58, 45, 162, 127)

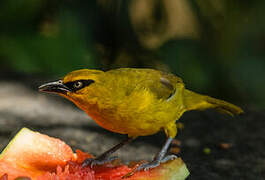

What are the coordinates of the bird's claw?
(160, 154, 177, 163)
(136, 161, 159, 171)
(123, 154, 177, 178)
(136, 154, 177, 171)
(82, 156, 118, 168)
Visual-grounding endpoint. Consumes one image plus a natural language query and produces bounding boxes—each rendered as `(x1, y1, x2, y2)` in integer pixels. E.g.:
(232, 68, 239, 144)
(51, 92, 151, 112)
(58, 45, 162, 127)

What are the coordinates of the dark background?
(0, 0, 264, 179)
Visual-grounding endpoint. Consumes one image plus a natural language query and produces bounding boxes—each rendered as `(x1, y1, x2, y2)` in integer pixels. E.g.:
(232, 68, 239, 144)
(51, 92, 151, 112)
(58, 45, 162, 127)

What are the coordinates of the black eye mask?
(64, 79, 95, 92)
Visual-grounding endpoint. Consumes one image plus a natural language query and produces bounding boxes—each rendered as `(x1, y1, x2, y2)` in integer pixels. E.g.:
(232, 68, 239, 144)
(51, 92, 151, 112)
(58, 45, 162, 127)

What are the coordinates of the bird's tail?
(183, 89, 243, 116)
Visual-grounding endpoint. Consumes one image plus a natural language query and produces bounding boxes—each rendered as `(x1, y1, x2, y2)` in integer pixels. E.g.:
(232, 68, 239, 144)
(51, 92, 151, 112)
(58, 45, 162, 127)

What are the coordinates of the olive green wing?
(139, 72, 181, 100)
(109, 68, 184, 100)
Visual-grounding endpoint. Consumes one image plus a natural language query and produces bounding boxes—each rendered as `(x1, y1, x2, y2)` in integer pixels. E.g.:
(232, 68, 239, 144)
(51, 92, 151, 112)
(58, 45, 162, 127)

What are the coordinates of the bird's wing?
(108, 68, 184, 100)
(138, 70, 183, 100)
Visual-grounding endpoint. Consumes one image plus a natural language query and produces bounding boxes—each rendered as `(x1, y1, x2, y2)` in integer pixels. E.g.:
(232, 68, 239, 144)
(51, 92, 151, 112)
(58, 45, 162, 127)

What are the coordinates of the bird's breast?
(84, 103, 181, 137)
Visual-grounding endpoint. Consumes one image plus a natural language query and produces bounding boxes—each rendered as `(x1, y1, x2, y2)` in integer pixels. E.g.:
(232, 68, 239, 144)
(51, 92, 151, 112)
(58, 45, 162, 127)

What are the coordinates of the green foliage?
(0, 5, 97, 76)
(0, 0, 43, 26)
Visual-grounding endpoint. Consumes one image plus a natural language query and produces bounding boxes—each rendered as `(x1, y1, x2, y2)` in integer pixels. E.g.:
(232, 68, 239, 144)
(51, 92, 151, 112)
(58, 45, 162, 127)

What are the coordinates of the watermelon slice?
(0, 128, 189, 180)
(0, 128, 75, 179)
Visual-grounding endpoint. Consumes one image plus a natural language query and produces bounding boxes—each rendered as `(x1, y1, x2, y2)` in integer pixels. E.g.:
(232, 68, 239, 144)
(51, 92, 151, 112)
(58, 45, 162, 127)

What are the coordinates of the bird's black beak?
(38, 80, 70, 94)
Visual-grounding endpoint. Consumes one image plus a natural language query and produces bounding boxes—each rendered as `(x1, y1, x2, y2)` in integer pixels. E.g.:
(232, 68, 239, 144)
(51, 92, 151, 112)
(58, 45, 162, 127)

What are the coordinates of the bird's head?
(39, 69, 107, 110)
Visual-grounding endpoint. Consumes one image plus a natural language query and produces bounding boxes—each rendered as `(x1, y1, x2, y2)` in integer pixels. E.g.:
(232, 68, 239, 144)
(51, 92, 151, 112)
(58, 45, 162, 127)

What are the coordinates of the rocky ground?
(0, 78, 264, 180)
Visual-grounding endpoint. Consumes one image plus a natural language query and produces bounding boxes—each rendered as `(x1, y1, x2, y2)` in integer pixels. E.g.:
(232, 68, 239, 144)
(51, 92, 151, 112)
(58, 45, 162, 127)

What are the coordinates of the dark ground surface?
(0, 77, 264, 180)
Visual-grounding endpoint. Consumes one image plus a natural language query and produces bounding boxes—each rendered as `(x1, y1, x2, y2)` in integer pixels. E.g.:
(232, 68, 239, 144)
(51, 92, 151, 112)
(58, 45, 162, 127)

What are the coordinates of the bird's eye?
(73, 81, 83, 89)
(64, 79, 94, 92)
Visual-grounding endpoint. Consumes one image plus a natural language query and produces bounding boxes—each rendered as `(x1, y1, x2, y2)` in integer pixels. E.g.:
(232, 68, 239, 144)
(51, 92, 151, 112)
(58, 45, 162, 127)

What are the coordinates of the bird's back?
(104, 68, 183, 100)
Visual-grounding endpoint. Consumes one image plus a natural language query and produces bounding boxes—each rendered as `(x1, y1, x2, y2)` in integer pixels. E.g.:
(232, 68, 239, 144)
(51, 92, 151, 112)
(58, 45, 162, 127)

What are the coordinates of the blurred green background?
(0, 0, 264, 108)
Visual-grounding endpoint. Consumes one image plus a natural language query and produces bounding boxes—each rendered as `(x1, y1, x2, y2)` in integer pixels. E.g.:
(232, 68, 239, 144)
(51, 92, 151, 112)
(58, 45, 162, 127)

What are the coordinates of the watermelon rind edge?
(0, 127, 30, 159)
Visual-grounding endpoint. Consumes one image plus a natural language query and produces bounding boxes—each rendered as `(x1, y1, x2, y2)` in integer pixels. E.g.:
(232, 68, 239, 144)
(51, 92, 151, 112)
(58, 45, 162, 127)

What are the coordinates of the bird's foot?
(160, 154, 178, 163)
(122, 155, 177, 178)
(136, 155, 177, 171)
(82, 156, 118, 168)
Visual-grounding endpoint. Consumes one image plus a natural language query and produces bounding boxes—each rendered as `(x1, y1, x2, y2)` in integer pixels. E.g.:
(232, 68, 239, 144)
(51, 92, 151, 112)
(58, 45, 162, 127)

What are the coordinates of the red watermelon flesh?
(0, 128, 189, 180)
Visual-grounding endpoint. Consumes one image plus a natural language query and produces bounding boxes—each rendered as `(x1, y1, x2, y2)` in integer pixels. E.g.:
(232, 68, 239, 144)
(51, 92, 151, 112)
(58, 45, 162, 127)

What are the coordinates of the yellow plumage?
(60, 68, 243, 138)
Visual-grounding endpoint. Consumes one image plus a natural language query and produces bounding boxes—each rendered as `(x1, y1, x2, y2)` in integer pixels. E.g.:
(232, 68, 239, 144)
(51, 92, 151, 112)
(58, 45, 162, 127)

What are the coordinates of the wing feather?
(106, 68, 183, 100)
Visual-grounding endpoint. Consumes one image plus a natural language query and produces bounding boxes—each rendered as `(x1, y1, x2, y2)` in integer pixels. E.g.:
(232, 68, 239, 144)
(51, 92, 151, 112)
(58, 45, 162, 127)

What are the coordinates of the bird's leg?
(82, 137, 134, 168)
(136, 137, 177, 171)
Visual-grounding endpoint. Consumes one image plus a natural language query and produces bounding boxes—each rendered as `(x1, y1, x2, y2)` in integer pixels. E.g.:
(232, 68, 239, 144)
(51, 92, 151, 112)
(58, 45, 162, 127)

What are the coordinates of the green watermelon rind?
(168, 160, 190, 180)
(133, 158, 190, 180)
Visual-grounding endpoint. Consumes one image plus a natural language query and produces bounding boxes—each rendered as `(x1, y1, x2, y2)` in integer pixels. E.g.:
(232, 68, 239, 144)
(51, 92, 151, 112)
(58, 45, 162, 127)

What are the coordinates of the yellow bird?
(39, 68, 243, 171)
